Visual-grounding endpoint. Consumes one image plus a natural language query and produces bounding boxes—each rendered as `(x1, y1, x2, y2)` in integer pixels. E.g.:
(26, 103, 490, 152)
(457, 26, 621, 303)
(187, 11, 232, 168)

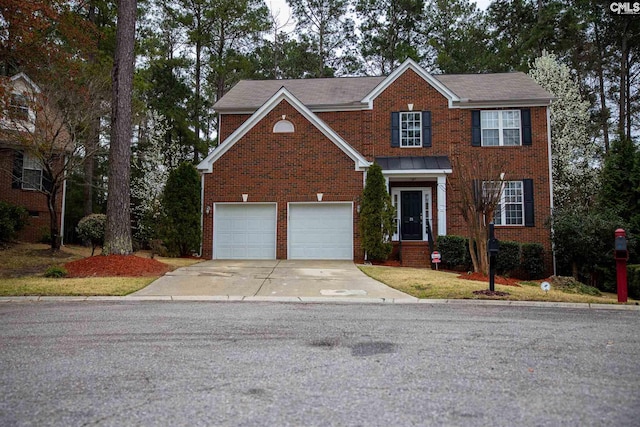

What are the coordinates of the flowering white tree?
(130, 112, 171, 244)
(529, 51, 600, 211)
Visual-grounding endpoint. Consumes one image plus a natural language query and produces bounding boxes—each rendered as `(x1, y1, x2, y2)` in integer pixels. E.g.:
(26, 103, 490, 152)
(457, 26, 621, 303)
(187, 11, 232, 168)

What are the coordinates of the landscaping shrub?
(628, 265, 640, 299)
(521, 243, 545, 279)
(76, 214, 106, 256)
(437, 235, 470, 270)
(496, 240, 521, 276)
(0, 201, 28, 243)
(44, 266, 68, 278)
(159, 162, 201, 257)
(360, 163, 395, 261)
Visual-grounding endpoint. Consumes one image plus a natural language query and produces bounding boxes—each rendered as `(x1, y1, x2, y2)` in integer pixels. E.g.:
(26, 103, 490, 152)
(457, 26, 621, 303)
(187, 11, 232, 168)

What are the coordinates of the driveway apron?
(130, 260, 414, 300)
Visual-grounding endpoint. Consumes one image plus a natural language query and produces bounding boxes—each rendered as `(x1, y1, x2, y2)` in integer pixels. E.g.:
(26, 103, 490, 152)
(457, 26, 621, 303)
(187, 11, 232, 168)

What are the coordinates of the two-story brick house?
(197, 59, 553, 268)
(0, 73, 65, 243)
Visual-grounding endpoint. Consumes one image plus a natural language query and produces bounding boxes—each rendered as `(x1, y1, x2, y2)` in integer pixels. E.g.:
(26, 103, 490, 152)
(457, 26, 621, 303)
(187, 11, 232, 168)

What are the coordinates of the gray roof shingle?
(433, 72, 551, 104)
(214, 76, 384, 111)
(214, 71, 551, 112)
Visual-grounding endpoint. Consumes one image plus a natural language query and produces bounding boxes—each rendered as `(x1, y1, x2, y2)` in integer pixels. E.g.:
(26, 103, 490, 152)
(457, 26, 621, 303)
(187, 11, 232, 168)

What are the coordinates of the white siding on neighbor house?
(288, 203, 353, 260)
(214, 203, 276, 259)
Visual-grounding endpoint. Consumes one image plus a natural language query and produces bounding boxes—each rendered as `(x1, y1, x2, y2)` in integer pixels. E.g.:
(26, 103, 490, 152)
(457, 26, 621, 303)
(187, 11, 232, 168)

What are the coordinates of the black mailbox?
(488, 238, 500, 255)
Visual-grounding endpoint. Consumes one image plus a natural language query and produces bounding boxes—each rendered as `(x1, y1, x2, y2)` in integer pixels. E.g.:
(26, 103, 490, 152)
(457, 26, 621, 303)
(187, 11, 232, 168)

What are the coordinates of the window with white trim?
(9, 94, 29, 121)
(483, 180, 524, 225)
(400, 112, 421, 147)
(22, 154, 43, 190)
(481, 110, 521, 146)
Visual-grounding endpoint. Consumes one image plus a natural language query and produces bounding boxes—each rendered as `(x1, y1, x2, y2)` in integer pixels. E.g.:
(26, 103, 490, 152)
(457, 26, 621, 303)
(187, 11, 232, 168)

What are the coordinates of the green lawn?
(0, 276, 154, 296)
(0, 242, 201, 296)
(360, 265, 632, 304)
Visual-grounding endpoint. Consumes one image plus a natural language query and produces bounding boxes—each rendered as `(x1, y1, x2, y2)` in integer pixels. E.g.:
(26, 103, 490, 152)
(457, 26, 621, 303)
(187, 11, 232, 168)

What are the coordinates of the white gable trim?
(361, 59, 460, 108)
(197, 87, 370, 173)
(10, 72, 41, 93)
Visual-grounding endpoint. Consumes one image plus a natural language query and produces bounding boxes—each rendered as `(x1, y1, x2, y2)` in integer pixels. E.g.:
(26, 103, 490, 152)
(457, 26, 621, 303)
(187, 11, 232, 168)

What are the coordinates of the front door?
(401, 191, 422, 240)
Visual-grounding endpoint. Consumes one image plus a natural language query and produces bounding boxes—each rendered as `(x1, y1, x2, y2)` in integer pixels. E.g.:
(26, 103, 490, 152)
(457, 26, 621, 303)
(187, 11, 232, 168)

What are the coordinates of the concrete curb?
(0, 295, 638, 310)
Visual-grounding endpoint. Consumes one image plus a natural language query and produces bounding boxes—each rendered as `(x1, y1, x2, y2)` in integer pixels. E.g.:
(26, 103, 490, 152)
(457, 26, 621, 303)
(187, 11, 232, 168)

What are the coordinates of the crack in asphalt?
(253, 260, 280, 296)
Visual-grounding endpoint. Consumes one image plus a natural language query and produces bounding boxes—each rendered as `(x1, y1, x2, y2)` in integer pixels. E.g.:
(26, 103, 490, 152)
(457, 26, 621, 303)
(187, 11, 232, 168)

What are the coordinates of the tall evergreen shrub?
(359, 163, 395, 261)
(160, 162, 201, 257)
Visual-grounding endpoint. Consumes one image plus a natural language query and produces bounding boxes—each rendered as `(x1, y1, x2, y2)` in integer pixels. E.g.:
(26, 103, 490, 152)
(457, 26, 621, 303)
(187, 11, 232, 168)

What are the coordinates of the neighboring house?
(197, 59, 553, 269)
(0, 73, 65, 243)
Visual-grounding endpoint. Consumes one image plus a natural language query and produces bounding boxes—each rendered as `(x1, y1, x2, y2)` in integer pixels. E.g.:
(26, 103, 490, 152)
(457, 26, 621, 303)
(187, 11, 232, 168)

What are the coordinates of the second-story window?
(481, 110, 521, 146)
(9, 94, 29, 121)
(400, 112, 422, 147)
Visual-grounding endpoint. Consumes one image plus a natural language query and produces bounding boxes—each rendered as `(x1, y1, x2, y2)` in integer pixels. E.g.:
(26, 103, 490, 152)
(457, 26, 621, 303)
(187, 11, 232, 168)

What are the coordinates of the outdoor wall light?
(317, 193, 323, 202)
(242, 194, 249, 202)
(205, 205, 211, 215)
(357, 204, 361, 213)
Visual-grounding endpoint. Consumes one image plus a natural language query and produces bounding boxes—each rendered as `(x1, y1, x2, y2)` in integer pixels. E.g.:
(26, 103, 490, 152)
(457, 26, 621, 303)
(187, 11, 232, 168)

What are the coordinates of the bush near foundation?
(0, 202, 28, 244)
(437, 235, 471, 270)
(521, 243, 546, 280)
(496, 241, 521, 276)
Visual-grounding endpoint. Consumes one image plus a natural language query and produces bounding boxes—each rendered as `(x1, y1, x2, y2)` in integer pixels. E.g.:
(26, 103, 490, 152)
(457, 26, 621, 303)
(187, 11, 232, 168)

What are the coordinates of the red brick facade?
(201, 66, 552, 267)
(0, 148, 64, 242)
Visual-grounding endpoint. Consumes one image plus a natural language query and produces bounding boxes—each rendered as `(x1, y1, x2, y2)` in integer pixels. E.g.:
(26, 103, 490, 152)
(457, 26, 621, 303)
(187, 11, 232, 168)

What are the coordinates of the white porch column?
(437, 175, 447, 235)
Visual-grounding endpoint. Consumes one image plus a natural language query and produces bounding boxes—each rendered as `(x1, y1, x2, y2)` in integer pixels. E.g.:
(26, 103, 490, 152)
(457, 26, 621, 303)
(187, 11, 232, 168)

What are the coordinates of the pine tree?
(359, 163, 394, 261)
(598, 137, 640, 237)
(104, 0, 137, 255)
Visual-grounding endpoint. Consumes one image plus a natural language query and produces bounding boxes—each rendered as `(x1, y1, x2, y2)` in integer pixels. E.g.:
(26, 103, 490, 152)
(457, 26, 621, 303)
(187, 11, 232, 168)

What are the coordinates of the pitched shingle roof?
(214, 69, 551, 112)
(433, 72, 551, 105)
(214, 76, 385, 112)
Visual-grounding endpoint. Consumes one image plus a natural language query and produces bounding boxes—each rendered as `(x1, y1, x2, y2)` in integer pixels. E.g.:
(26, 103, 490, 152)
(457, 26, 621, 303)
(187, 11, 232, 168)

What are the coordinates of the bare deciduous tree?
(450, 152, 506, 275)
(0, 72, 109, 251)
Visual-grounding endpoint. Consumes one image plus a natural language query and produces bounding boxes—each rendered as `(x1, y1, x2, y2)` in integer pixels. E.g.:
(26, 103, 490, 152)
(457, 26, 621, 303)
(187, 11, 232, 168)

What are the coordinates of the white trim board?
(197, 87, 370, 173)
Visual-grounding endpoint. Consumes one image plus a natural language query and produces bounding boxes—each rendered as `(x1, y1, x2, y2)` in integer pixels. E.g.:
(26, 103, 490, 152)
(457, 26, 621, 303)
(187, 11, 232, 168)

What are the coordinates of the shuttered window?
(391, 111, 432, 148)
(472, 109, 532, 147)
(482, 179, 534, 227)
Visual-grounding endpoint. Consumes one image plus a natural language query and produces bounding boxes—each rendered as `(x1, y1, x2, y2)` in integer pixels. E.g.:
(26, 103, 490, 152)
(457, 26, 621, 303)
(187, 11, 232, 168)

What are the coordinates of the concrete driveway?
(130, 260, 416, 302)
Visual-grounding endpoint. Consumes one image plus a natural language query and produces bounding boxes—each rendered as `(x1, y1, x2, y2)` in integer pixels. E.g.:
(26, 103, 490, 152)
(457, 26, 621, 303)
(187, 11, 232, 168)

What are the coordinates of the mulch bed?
(458, 272, 522, 287)
(64, 255, 170, 278)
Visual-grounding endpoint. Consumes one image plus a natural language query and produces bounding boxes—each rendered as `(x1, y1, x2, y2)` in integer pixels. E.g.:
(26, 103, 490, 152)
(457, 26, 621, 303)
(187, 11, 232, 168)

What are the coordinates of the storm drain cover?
(320, 289, 367, 296)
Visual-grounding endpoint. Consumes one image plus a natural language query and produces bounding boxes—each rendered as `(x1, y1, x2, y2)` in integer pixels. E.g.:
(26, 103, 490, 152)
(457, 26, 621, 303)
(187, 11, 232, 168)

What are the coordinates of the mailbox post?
(614, 228, 628, 303)
(487, 222, 500, 292)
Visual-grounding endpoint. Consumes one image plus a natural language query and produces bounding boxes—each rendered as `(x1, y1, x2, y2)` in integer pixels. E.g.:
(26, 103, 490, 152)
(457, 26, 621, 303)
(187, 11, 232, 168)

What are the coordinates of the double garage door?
(213, 203, 352, 260)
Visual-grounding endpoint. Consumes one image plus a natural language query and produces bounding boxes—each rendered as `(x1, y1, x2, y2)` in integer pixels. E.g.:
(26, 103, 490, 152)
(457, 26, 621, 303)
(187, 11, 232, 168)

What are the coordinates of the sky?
(266, 0, 494, 29)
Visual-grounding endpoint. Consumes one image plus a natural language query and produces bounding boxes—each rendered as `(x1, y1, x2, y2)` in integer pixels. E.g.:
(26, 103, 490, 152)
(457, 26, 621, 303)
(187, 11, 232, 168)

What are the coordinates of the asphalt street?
(1, 302, 638, 426)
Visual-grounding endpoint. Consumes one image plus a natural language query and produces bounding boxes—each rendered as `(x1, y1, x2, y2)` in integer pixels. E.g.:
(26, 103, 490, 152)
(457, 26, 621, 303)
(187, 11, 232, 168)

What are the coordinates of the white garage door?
(214, 204, 276, 259)
(288, 203, 353, 260)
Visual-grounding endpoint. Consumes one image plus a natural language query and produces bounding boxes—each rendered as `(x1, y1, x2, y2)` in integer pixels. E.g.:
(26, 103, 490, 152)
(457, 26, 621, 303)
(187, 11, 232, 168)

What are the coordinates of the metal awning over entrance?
(375, 156, 451, 172)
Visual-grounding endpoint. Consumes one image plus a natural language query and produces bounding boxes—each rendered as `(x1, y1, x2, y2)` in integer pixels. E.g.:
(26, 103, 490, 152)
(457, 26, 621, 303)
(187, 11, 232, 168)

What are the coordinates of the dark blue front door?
(401, 191, 422, 240)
